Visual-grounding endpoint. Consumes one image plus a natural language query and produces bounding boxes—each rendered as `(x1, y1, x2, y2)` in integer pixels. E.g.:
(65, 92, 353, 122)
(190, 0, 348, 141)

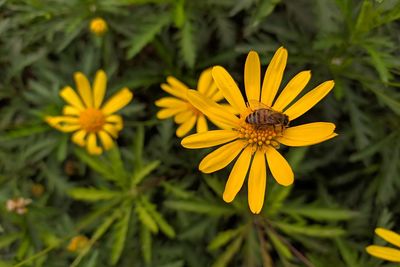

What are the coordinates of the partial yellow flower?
(366, 228, 400, 262)
(90, 17, 108, 36)
(181, 48, 337, 214)
(67, 235, 89, 252)
(155, 68, 227, 137)
(46, 70, 133, 155)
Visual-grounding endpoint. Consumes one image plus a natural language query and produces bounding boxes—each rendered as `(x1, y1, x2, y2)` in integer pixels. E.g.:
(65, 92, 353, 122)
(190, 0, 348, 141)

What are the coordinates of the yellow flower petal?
(74, 72, 93, 108)
(366, 245, 400, 262)
(176, 115, 196, 137)
(155, 97, 187, 108)
(72, 130, 87, 146)
(103, 123, 119, 138)
(60, 86, 85, 111)
(160, 83, 186, 100)
(278, 133, 337, 147)
(46, 116, 80, 132)
(187, 89, 239, 129)
(196, 114, 208, 133)
(157, 107, 187, 119)
(211, 89, 224, 102)
(199, 140, 246, 173)
(62, 105, 80, 116)
(248, 150, 266, 214)
(175, 111, 192, 124)
(376, 228, 400, 248)
(181, 130, 239, 149)
(98, 130, 114, 150)
(93, 70, 107, 108)
(284, 80, 334, 121)
(167, 76, 190, 96)
(87, 133, 102, 155)
(261, 47, 288, 106)
(272, 70, 311, 111)
(212, 66, 246, 113)
(106, 115, 123, 130)
(101, 87, 133, 115)
(223, 146, 252, 203)
(266, 147, 294, 186)
(245, 51, 261, 102)
(197, 68, 213, 96)
(277, 122, 336, 147)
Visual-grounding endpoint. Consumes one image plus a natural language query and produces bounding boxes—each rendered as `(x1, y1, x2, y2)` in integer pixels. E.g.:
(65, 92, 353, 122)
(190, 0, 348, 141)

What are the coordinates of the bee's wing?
(247, 99, 271, 110)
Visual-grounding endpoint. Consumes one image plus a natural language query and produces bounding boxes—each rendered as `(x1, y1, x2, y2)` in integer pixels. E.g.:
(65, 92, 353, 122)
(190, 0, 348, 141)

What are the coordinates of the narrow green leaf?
(133, 125, 144, 170)
(132, 160, 160, 185)
(164, 200, 234, 216)
(266, 229, 293, 260)
(207, 227, 243, 251)
(68, 187, 120, 202)
(110, 207, 132, 265)
(135, 203, 158, 233)
(282, 207, 358, 221)
(140, 224, 152, 264)
(0, 232, 21, 249)
(211, 237, 243, 267)
(363, 44, 391, 83)
(74, 148, 116, 181)
(274, 222, 345, 238)
(141, 197, 175, 238)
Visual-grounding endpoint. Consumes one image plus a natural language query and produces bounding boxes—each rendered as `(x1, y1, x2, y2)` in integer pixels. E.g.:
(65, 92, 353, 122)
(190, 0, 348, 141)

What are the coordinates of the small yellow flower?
(155, 68, 228, 137)
(90, 17, 107, 36)
(366, 228, 400, 262)
(67, 235, 89, 252)
(46, 70, 133, 155)
(181, 48, 337, 214)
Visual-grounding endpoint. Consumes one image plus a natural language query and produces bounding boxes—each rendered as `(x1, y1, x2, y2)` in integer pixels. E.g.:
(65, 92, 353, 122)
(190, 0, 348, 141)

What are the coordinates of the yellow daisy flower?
(90, 17, 108, 36)
(181, 47, 337, 214)
(366, 228, 400, 262)
(46, 70, 133, 155)
(155, 68, 226, 137)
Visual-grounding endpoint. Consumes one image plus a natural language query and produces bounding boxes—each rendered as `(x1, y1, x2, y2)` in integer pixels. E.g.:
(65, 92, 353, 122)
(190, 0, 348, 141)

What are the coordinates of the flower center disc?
(79, 108, 105, 133)
(238, 123, 283, 150)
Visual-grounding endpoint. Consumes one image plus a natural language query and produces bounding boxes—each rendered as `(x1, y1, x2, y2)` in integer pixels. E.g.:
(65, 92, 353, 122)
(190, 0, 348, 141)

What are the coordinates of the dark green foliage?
(1, 0, 400, 266)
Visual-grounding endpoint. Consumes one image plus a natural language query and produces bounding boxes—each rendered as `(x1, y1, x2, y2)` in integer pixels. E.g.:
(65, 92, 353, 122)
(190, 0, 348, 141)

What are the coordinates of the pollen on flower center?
(238, 123, 282, 151)
(79, 108, 106, 132)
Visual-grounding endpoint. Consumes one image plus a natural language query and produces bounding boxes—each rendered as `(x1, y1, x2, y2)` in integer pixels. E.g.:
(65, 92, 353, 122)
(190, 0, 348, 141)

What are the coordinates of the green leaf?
(266, 229, 293, 260)
(135, 203, 158, 233)
(164, 200, 234, 216)
(132, 160, 160, 185)
(126, 13, 170, 59)
(207, 227, 243, 251)
(282, 207, 358, 221)
(110, 207, 132, 265)
(179, 19, 196, 68)
(74, 148, 117, 182)
(211, 237, 243, 267)
(335, 238, 360, 267)
(133, 125, 145, 170)
(274, 222, 346, 238)
(363, 44, 391, 83)
(68, 187, 120, 202)
(0, 232, 21, 249)
(141, 197, 175, 238)
(140, 224, 152, 264)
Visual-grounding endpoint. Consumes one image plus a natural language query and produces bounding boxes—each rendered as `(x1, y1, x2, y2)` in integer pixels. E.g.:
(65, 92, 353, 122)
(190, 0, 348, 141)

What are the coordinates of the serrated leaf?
(135, 203, 158, 233)
(68, 187, 120, 202)
(179, 19, 196, 68)
(211, 237, 243, 267)
(207, 227, 243, 251)
(110, 207, 132, 265)
(126, 13, 170, 59)
(274, 222, 345, 237)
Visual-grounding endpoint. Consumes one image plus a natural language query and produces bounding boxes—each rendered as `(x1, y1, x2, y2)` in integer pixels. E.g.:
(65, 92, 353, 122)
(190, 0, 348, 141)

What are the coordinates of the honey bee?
(245, 100, 289, 131)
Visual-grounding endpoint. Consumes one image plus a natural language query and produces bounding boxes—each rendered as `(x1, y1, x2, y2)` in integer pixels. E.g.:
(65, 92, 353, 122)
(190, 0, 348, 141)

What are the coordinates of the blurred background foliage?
(0, 0, 400, 266)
